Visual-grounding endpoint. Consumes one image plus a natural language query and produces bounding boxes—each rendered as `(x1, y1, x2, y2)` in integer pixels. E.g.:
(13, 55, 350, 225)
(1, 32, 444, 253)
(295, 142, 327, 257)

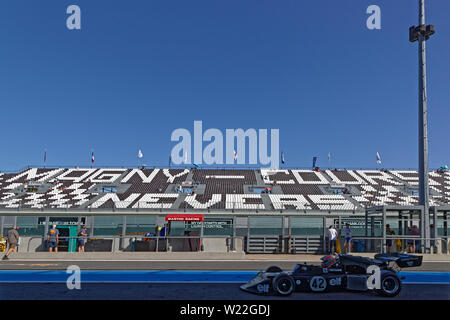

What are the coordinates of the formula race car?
(240, 253, 422, 297)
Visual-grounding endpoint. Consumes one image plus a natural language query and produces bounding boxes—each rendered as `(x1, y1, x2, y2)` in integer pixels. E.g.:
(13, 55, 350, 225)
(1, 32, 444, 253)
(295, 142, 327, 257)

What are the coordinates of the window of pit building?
(290, 217, 324, 236)
(249, 217, 283, 236)
(16, 216, 45, 236)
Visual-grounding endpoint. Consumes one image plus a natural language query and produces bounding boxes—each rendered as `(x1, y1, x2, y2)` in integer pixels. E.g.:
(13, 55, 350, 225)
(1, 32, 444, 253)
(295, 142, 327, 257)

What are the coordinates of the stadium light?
(410, 0, 435, 253)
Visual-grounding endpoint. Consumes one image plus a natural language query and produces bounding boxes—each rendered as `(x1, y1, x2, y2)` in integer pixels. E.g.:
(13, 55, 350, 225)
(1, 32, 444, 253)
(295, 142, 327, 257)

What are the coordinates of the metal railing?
(23, 234, 240, 253)
(333, 236, 449, 254)
(17, 234, 450, 254)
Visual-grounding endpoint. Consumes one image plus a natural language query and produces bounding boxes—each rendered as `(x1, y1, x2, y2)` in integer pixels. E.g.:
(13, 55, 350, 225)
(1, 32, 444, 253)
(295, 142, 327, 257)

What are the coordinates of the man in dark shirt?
(77, 226, 88, 252)
(47, 225, 59, 253)
(2, 227, 19, 260)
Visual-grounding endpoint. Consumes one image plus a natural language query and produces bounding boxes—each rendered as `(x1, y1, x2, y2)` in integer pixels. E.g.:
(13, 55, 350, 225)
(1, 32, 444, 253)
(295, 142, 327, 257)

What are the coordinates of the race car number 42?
(310, 276, 327, 292)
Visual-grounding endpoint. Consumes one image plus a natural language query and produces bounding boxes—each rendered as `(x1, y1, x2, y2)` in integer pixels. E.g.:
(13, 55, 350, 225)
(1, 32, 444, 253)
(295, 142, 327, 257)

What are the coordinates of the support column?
(323, 217, 327, 254)
(232, 216, 236, 251)
(44, 216, 50, 241)
(0, 216, 4, 236)
(365, 211, 369, 253)
(120, 216, 127, 250)
(444, 212, 448, 253)
(90, 216, 94, 237)
(370, 216, 375, 252)
(382, 208, 387, 253)
(200, 219, 204, 252)
(417, 0, 431, 254)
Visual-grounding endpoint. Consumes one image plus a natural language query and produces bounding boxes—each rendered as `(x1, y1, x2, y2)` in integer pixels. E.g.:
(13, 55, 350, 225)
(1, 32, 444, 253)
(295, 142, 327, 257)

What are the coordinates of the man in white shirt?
(327, 226, 338, 254)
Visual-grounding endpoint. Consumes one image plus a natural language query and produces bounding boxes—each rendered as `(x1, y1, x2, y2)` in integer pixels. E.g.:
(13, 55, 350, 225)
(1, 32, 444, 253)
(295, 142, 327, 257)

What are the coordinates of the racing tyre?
(376, 273, 402, 297)
(272, 274, 295, 296)
(265, 266, 283, 273)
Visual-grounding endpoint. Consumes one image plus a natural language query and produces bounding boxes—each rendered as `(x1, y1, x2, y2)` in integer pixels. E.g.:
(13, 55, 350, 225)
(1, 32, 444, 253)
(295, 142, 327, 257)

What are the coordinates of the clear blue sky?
(0, 0, 449, 171)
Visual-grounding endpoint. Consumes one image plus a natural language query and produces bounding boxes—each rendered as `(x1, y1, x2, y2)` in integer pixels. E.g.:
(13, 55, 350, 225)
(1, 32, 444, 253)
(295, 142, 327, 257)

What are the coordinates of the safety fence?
(22, 235, 239, 253)
(7, 235, 449, 255)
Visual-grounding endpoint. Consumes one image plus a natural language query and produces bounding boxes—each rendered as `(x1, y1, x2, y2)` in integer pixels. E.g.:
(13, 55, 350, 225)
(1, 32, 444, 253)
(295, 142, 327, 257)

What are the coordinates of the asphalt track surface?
(0, 259, 449, 271)
(0, 258, 448, 300)
(0, 282, 448, 300)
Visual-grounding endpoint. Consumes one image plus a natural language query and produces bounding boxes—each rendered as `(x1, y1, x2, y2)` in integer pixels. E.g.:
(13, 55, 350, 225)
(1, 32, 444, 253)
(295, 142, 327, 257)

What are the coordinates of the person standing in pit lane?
(2, 227, 19, 260)
(327, 226, 338, 254)
(47, 224, 59, 253)
(344, 223, 352, 253)
(78, 225, 88, 252)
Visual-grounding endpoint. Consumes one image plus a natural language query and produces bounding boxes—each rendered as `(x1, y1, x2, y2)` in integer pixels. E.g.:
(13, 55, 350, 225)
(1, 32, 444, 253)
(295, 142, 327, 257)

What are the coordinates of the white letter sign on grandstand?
(66, 5, 81, 30)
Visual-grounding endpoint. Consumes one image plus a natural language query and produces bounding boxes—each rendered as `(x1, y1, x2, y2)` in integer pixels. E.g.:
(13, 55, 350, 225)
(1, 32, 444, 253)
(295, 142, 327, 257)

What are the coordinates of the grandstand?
(0, 167, 448, 211)
(0, 167, 449, 254)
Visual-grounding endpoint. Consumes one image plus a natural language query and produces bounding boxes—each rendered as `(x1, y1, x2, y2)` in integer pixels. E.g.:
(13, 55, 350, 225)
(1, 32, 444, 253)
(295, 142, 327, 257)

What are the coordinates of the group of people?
(327, 224, 353, 254)
(46, 224, 89, 253)
(326, 223, 425, 255)
(2, 224, 89, 260)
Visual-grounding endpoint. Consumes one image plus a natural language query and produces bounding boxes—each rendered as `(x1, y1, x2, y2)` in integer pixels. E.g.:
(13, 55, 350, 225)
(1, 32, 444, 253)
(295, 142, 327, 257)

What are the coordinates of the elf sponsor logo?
(329, 277, 342, 286)
(256, 284, 270, 293)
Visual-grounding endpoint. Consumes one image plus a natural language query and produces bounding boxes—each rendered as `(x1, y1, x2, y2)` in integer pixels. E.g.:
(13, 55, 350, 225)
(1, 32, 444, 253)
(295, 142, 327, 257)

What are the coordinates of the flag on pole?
(328, 152, 331, 163)
(234, 150, 238, 160)
(91, 151, 95, 165)
(312, 156, 318, 168)
(281, 152, 285, 164)
(376, 152, 382, 165)
(138, 149, 143, 158)
(44, 150, 47, 167)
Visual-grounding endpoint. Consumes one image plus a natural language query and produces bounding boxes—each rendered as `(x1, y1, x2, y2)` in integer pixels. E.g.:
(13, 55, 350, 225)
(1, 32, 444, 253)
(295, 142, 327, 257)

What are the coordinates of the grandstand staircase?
(254, 170, 265, 185)
(171, 194, 188, 210)
(260, 194, 273, 211)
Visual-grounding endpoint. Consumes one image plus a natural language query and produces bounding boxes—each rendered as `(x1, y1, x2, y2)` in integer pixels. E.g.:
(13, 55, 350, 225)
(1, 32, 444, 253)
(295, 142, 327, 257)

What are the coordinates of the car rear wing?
(374, 253, 423, 268)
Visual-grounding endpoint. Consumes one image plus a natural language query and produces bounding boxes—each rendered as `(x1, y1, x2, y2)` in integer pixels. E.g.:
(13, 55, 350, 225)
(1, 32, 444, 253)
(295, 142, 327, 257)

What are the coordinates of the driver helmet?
(321, 255, 337, 268)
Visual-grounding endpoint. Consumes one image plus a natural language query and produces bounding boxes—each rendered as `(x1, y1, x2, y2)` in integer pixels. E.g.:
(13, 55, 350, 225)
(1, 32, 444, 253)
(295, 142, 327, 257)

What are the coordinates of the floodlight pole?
(410, 0, 435, 253)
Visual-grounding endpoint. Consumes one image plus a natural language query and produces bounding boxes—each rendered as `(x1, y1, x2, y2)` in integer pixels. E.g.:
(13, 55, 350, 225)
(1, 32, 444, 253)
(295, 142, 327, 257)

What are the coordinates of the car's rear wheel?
(376, 273, 402, 297)
(265, 266, 283, 273)
(272, 274, 295, 296)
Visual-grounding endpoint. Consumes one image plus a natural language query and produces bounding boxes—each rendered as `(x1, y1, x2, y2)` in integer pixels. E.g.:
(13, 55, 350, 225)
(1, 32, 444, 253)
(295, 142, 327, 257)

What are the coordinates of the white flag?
(138, 149, 143, 158)
(376, 152, 382, 165)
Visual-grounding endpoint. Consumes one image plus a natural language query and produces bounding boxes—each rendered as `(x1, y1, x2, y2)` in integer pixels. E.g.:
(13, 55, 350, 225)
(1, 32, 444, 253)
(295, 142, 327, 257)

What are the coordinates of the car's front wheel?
(272, 274, 295, 296)
(376, 273, 402, 297)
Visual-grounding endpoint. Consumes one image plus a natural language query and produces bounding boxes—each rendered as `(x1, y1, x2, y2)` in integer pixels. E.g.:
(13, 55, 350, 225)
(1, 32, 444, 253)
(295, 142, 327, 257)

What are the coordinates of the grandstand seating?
(0, 167, 448, 211)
